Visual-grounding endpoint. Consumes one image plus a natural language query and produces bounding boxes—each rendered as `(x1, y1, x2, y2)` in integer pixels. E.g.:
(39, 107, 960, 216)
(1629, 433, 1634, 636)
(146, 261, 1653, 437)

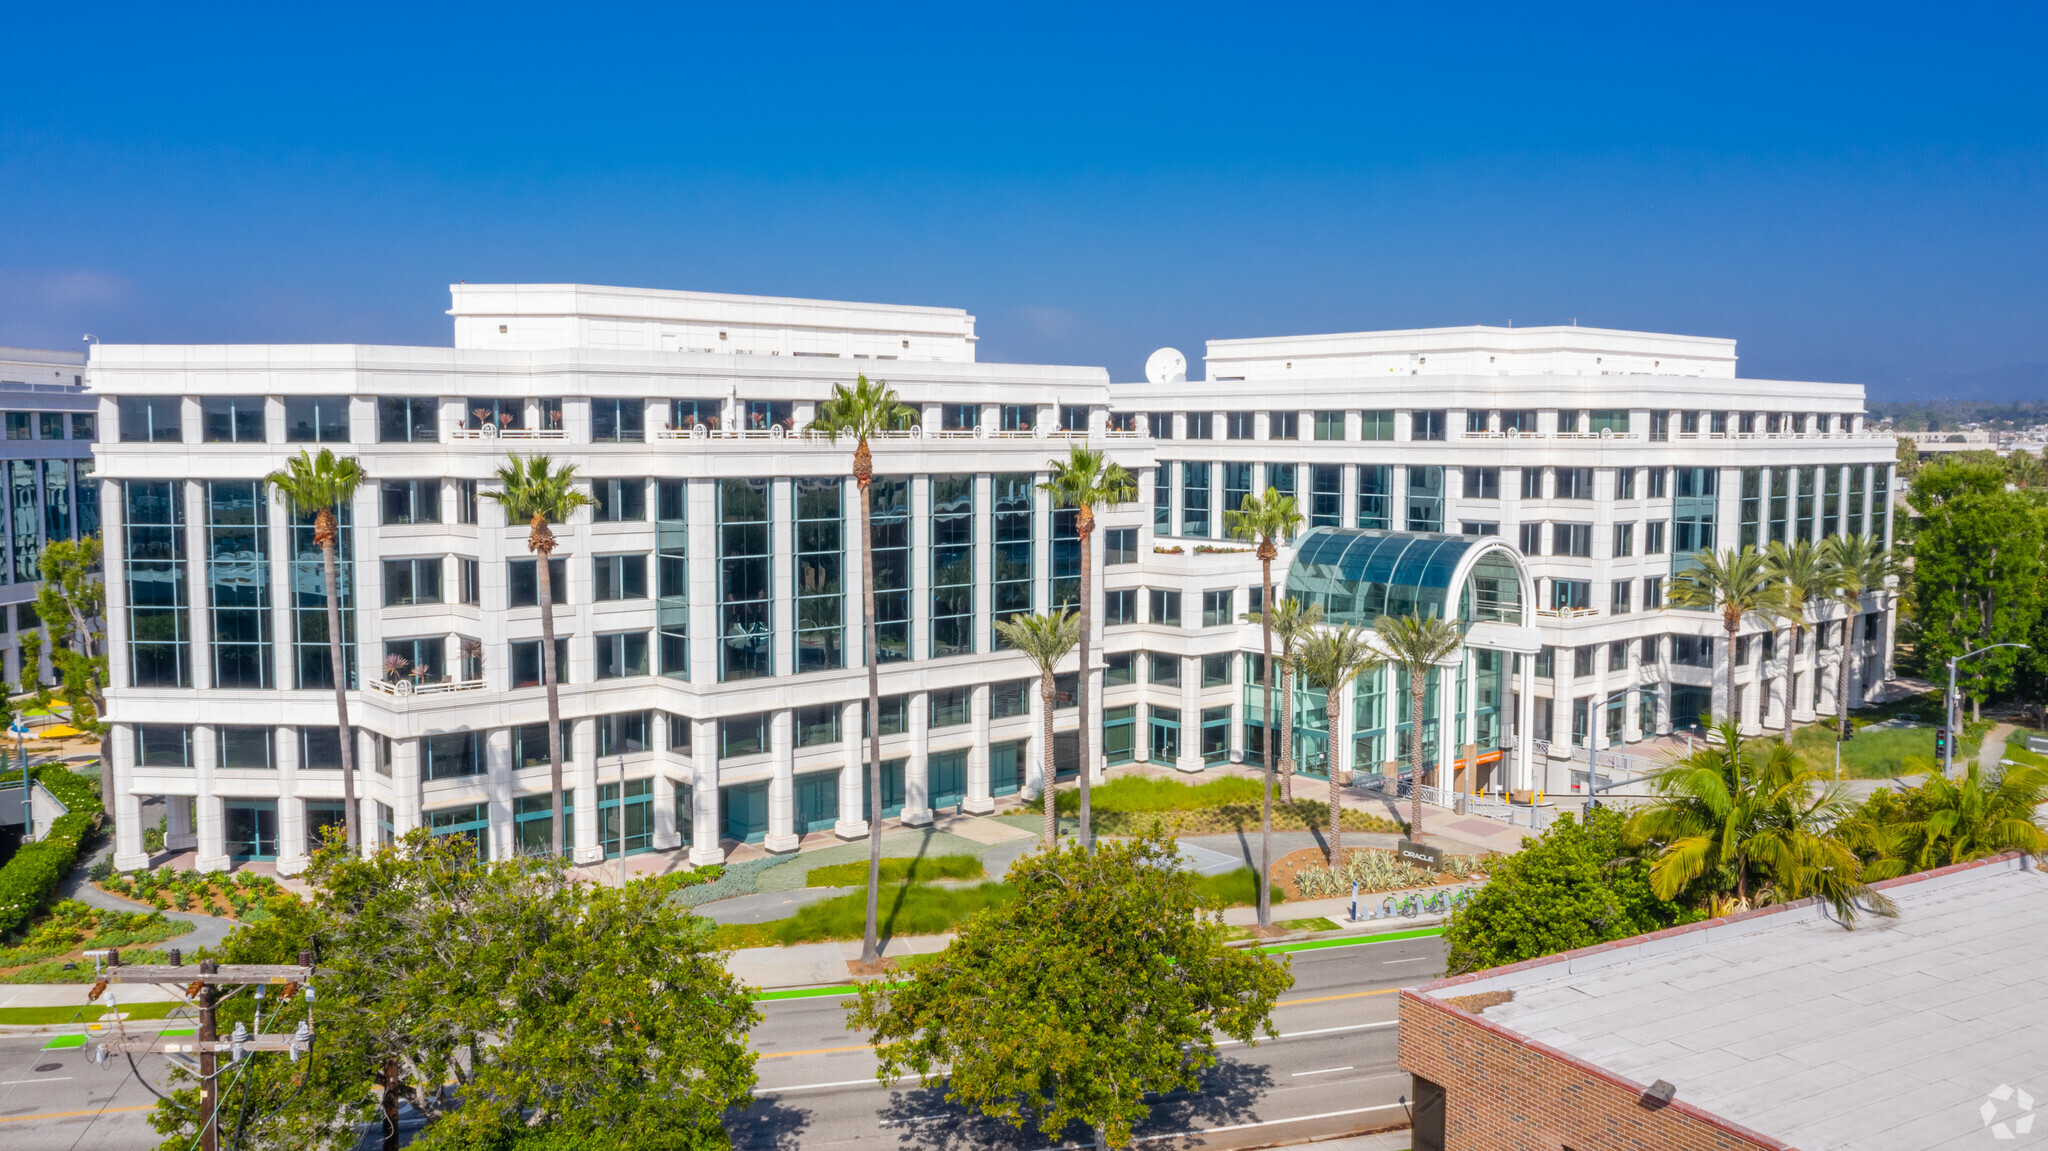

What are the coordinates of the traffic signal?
(1934, 727, 1949, 756)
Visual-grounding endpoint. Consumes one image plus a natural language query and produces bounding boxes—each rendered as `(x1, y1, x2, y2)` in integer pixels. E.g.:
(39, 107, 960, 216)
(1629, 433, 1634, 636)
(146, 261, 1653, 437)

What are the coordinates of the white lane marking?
(1382, 957, 1430, 964)
(0, 1077, 73, 1085)
(1290, 1066, 1354, 1077)
(759, 1071, 927, 1093)
(879, 1113, 949, 1126)
(1025, 1102, 1411, 1150)
(1217, 1020, 1396, 1047)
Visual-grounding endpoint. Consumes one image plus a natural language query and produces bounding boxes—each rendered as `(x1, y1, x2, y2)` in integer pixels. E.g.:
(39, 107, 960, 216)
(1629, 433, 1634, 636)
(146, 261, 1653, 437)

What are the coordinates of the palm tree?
(1373, 613, 1463, 840)
(1822, 534, 1901, 739)
(1256, 598, 1324, 803)
(1762, 539, 1837, 743)
(264, 448, 366, 852)
(993, 610, 1080, 850)
(1041, 446, 1137, 851)
(1628, 723, 1892, 921)
(484, 455, 590, 863)
(1225, 487, 1303, 928)
(2005, 448, 2046, 490)
(1668, 546, 1789, 729)
(1297, 625, 1383, 866)
(807, 375, 918, 967)
(1858, 761, 2048, 879)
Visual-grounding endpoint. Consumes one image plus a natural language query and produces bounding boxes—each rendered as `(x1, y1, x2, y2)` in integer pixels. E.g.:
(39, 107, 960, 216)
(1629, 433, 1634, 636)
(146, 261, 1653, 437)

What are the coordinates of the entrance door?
(225, 800, 279, 861)
(928, 750, 967, 810)
(795, 772, 839, 833)
(723, 782, 770, 844)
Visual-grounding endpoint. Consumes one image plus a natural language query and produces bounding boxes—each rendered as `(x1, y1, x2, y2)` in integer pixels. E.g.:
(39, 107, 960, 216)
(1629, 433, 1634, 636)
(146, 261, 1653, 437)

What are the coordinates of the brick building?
(1399, 852, 2045, 1150)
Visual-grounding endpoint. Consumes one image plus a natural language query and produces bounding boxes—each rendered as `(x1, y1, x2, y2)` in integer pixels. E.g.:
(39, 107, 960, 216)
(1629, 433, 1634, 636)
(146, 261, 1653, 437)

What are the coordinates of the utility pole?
(88, 948, 317, 1151)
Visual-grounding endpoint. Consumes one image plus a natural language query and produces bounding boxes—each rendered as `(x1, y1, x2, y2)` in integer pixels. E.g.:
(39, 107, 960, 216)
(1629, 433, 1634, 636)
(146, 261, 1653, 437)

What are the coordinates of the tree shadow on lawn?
(871, 1057, 1277, 1150)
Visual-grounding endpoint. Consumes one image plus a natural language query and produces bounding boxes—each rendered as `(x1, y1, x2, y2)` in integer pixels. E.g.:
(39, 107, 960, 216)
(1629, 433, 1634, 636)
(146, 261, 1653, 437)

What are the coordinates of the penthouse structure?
(90, 287, 1895, 872)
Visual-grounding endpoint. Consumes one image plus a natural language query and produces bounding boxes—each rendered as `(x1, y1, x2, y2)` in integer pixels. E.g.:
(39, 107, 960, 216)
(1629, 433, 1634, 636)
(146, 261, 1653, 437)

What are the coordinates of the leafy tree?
(1762, 538, 1835, 743)
(1042, 446, 1138, 850)
(848, 832, 1292, 1150)
(808, 375, 918, 967)
(149, 833, 759, 1151)
(1296, 624, 1381, 865)
(1443, 809, 1697, 974)
(1910, 480, 2042, 720)
(1226, 486, 1303, 927)
(1669, 546, 1789, 725)
(993, 609, 1080, 849)
(1843, 761, 2048, 879)
(1821, 533, 1901, 737)
(265, 449, 366, 851)
(484, 455, 589, 860)
(1627, 724, 1891, 920)
(1894, 434, 1920, 481)
(1373, 613, 1462, 839)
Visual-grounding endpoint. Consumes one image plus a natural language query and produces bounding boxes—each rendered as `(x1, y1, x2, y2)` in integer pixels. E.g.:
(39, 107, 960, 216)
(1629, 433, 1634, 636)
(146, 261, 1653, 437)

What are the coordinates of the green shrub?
(0, 771, 101, 939)
(804, 854, 985, 887)
(1053, 775, 1267, 814)
(769, 882, 1017, 943)
(1291, 849, 1485, 898)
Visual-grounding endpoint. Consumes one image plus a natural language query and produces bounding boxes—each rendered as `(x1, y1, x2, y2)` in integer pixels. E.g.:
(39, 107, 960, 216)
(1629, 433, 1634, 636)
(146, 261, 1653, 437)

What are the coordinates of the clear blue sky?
(3, 2, 2044, 390)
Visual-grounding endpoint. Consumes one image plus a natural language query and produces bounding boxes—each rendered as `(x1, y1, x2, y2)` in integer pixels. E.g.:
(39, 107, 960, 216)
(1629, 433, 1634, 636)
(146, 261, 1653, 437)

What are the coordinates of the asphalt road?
(0, 932, 1441, 1150)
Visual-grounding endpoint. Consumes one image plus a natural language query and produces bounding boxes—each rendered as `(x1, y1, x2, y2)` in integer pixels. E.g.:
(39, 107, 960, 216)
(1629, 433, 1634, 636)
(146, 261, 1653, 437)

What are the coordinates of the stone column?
(652, 772, 682, 852)
(835, 700, 869, 839)
(113, 790, 146, 870)
(902, 692, 933, 826)
(765, 709, 799, 851)
(165, 790, 196, 850)
(571, 717, 601, 864)
(185, 480, 212, 692)
(690, 717, 724, 865)
(275, 730, 307, 875)
(910, 476, 931, 662)
(194, 794, 228, 873)
(965, 683, 994, 813)
(1176, 659, 1203, 773)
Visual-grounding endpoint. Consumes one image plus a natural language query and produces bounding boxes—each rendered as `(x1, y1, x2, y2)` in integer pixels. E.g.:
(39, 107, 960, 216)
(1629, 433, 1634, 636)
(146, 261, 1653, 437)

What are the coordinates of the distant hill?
(1863, 363, 2048, 405)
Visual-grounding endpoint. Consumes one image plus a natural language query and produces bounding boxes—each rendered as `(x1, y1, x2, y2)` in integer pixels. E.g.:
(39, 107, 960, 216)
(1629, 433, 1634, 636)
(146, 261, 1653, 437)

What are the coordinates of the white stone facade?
(89, 289, 1897, 872)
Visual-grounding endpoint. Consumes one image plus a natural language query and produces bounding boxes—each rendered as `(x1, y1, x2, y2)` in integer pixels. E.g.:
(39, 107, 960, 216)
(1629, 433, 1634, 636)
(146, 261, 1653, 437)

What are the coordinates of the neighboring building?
(1398, 852, 2043, 1151)
(91, 288, 1891, 872)
(0, 347, 100, 689)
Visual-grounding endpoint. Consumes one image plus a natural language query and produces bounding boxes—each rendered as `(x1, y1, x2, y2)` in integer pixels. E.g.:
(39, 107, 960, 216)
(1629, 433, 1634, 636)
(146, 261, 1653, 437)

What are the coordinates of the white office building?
(91, 287, 1895, 873)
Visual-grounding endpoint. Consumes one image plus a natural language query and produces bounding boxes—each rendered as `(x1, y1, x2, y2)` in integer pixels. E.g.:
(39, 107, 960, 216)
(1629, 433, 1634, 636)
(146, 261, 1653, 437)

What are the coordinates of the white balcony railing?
(649, 425, 1133, 444)
(1533, 607, 1600, 620)
(367, 678, 487, 698)
(446, 428, 567, 442)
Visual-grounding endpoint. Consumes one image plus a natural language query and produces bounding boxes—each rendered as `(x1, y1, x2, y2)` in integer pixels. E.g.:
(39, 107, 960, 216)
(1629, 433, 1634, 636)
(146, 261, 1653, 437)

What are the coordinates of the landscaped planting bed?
(96, 867, 287, 920)
(1054, 776, 1405, 835)
(0, 898, 192, 983)
(1275, 846, 1487, 901)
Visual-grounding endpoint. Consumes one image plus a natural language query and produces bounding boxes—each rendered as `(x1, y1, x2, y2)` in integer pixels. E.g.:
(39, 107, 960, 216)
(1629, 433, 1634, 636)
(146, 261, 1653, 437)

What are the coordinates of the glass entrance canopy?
(1283, 528, 1525, 627)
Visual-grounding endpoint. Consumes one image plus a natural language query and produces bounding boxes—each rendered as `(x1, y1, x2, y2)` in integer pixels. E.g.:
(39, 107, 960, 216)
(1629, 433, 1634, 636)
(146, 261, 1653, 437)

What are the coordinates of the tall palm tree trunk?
(1836, 618, 1855, 740)
(1325, 692, 1344, 865)
(318, 513, 359, 853)
(1075, 518, 1093, 850)
(535, 520, 565, 861)
(1409, 679, 1425, 831)
(1723, 610, 1741, 730)
(1040, 678, 1058, 849)
(1778, 625, 1794, 744)
(859, 459, 885, 967)
(1279, 667, 1295, 803)
(1257, 560, 1274, 929)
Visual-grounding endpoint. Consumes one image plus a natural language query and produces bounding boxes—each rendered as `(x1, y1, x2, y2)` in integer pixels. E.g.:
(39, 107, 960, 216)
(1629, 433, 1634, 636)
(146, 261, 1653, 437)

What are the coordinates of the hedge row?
(0, 765, 103, 939)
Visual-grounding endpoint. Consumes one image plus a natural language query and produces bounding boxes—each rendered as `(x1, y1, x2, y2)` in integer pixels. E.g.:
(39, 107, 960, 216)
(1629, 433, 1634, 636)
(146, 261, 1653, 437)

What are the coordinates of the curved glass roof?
(1284, 528, 1522, 627)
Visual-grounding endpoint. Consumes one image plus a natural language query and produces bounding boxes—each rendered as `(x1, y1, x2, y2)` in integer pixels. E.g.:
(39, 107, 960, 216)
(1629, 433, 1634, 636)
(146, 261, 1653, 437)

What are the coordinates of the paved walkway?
(60, 842, 236, 952)
(1980, 722, 2017, 774)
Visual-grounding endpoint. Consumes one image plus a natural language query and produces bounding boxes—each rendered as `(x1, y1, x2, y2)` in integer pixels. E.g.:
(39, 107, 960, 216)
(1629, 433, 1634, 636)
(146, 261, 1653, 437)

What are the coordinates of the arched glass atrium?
(1284, 528, 1523, 626)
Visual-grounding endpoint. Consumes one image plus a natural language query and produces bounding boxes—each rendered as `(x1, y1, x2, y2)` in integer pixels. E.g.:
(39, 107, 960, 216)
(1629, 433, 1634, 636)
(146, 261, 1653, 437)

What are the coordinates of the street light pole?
(1585, 686, 1636, 813)
(1944, 642, 2030, 779)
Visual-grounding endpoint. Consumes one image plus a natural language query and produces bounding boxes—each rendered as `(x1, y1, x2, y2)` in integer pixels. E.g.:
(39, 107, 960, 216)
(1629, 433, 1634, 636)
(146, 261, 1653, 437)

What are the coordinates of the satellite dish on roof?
(1144, 348, 1187, 385)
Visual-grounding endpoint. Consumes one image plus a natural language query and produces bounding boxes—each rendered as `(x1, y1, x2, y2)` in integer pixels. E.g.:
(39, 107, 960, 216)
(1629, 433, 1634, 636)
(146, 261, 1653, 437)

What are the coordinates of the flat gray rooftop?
(1424, 855, 2047, 1150)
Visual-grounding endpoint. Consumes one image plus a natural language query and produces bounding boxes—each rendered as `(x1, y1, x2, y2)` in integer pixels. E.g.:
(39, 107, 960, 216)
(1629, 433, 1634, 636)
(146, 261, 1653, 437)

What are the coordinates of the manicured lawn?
(803, 855, 985, 887)
(1055, 775, 1268, 813)
(1052, 775, 1405, 835)
(1786, 723, 1980, 780)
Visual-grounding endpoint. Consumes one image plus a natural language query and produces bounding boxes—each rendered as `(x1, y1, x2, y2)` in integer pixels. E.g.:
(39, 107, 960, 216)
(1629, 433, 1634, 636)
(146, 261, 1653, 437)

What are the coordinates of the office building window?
(1645, 519, 1667, 554)
(383, 636, 445, 683)
(1649, 410, 1670, 441)
(1104, 527, 1138, 565)
(1740, 467, 1762, 548)
(721, 714, 769, 760)
(1574, 644, 1597, 678)
(1406, 465, 1444, 531)
(1202, 588, 1233, 628)
(928, 686, 970, 728)
(1181, 461, 1212, 538)
(376, 397, 437, 443)
(596, 711, 651, 758)
(668, 398, 722, 431)
(744, 401, 794, 432)
(1534, 645, 1554, 678)
(1464, 467, 1500, 500)
(459, 558, 480, 605)
(1648, 467, 1669, 498)
(592, 553, 648, 601)
(1521, 467, 1543, 499)
(932, 474, 975, 658)
(1060, 405, 1088, 432)
(1104, 588, 1137, 625)
(992, 679, 1032, 718)
(1269, 411, 1298, 440)
(871, 476, 910, 662)
(1103, 651, 1134, 686)
(1555, 467, 1593, 499)
(1411, 410, 1447, 440)
(720, 478, 773, 680)
(1823, 465, 1843, 538)
(998, 404, 1036, 432)
(1149, 412, 1173, 439)
(510, 638, 569, 688)
(592, 477, 646, 522)
(290, 497, 355, 690)
(1465, 409, 1489, 434)
(454, 479, 478, 525)
(1552, 579, 1593, 612)
(1150, 652, 1181, 686)
(1673, 635, 1714, 667)
(1150, 588, 1181, 627)
(993, 473, 1033, 637)
(798, 704, 841, 747)
(118, 397, 183, 443)
(1643, 575, 1664, 609)
(1518, 522, 1543, 555)
(1356, 464, 1391, 530)
(1152, 464, 1171, 532)
(207, 481, 271, 690)
(1461, 521, 1499, 536)
(424, 730, 484, 781)
(1307, 464, 1341, 527)
(1616, 468, 1637, 499)
(383, 557, 443, 606)
(1202, 653, 1230, 688)
(1589, 410, 1631, 434)
(1052, 502, 1080, 610)
(1184, 412, 1213, 440)
(1611, 580, 1632, 614)
(1359, 410, 1395, 441)
(1221, 461, 1253, 521)
(284, 396, 349, 443)
(508, 558, 568, 608)
(590, 398, 646, 442)
(1640, 635, 1660, 665)
(1612, 523, 1635, 557)
(464, 398, 524, 432)
(379, 480, 441, 525)
(795, 476, 843, 672)
(1552, 523, 1593, 558)
(201, 397, 266, 443)
(1314, 411, 1345, 440)
(941, 403, 977, 431)
(1226, 411, 1255, 439)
